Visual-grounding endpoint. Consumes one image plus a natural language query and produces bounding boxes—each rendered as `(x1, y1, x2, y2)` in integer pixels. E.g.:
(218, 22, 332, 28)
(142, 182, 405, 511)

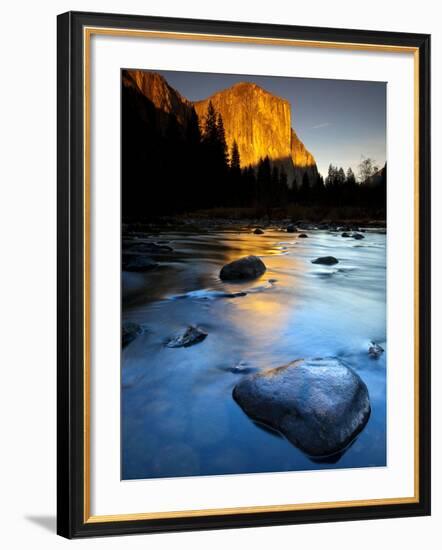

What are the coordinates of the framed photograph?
(57, 11, 431, 538)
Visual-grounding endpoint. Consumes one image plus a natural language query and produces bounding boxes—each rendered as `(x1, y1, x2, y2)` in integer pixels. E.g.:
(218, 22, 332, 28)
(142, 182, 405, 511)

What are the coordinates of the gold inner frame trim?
(83, 26, 420, 524)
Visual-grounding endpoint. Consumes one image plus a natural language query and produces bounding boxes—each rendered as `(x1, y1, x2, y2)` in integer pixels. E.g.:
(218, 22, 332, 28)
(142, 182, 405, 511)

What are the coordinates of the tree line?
(292, 161, 386, 208)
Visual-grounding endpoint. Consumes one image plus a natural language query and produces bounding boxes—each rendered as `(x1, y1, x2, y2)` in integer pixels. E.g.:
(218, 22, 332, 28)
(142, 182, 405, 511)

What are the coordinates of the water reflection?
(122, 228, 386, 479)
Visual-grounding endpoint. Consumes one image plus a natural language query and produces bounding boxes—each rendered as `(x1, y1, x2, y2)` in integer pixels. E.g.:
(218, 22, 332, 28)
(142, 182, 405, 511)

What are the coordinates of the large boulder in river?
(233, 358, 371, 457)
(220, 255, 266, 281)
(311, 256, 339, 265)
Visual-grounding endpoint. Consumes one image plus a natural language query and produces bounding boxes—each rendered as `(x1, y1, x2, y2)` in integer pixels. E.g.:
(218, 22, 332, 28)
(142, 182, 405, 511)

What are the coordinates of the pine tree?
(337, 167, 346, 186)
(185, 107, 203, 209)
(203, 101, 218, 143)
(325, 164, 339, 204)
(201, 102, 227, 207)
(186, 107, 201, 146)
(299, 171, 310, 202)
(228, 140, 241, 206)
(230, 140, 241, 172)
(325, 164, 335, 187)
(216, 113, 229, 167)
(346, 167, 356, 186)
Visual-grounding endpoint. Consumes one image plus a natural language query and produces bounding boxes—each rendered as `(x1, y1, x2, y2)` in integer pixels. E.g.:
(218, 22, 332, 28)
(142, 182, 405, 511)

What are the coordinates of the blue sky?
(152, 69, 386, 179)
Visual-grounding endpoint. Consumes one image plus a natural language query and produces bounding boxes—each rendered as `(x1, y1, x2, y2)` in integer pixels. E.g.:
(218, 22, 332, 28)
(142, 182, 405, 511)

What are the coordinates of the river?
(121, 225, 387, 480)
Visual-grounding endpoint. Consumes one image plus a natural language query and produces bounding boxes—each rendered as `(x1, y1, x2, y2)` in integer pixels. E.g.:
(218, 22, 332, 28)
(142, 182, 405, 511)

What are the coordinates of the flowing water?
(121, 225, 387, 480)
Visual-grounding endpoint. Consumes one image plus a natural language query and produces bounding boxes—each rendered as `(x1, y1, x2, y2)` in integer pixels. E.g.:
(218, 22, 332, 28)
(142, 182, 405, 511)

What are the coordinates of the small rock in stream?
(122, 321, 143, 348)
(220, 255, 266, 281)
(368, 341, 384, 359)
(166, 326, 208, 348)
(311, 256, 339, 265)
(230, 361, 256, 375)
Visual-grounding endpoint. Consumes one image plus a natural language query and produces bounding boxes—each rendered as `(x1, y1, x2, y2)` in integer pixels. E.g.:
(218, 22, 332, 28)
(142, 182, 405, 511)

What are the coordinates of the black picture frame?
(57, 10, 431, 538)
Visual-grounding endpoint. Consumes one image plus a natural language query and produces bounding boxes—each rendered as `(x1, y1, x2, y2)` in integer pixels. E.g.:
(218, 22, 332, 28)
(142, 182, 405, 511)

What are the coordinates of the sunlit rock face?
(123, 69, 193, 129)
(291, 129, 318, 186)
(123, 70, 318, 186)
(194, 82, 318, 184)
(194, 83, 292, 170)
(291, 129, 316, 167)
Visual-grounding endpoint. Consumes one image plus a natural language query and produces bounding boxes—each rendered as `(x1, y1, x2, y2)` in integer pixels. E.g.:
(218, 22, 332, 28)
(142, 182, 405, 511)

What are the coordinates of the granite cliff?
(122, 70, 318, 186)
(194, 82, 317, 185)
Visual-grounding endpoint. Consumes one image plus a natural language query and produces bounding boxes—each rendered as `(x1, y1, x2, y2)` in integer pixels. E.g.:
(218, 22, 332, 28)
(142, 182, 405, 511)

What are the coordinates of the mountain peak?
(200, 81, 289, 106)
(193, 81, 315, 183)
(123, 69, 318, 185)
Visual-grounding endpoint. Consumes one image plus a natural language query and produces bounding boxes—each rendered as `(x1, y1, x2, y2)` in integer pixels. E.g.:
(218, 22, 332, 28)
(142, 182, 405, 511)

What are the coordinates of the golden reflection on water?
(217, 230, 306, 345)
(219, 231, 297, 261)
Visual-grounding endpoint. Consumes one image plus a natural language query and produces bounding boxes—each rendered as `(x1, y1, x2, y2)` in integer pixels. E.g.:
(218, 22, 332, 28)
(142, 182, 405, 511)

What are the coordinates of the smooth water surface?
(122, 226, 386, 479)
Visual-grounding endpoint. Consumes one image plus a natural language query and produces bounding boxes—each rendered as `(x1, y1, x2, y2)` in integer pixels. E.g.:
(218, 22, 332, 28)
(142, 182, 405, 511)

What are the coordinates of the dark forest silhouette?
(122, 80, 386, 222)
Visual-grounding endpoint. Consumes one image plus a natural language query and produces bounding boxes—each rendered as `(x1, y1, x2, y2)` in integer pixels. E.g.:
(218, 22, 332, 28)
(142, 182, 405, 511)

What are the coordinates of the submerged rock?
(352, 233, 365, 240)
(220, 291, 247, 298)
(253, 228, 264, 235)
(122, 321, 143, 348)
(220, 255, 266, 281)
(298, 233, 308, 238)
(286, 224, 298, 233)
(122, 255, 159, 272)
(311, 256, 339, 265)
(166, 326, 207, 348)
(230, 361, 256, 375)
(170, 289, 248, 300)
(318, 223, 332, 231)
(297, 222, 315, 230)
(341, 232, 351, 238)
(124, 242, 173, 254)
(368, 341, 384, 359)
(233, 357, 371, 457)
